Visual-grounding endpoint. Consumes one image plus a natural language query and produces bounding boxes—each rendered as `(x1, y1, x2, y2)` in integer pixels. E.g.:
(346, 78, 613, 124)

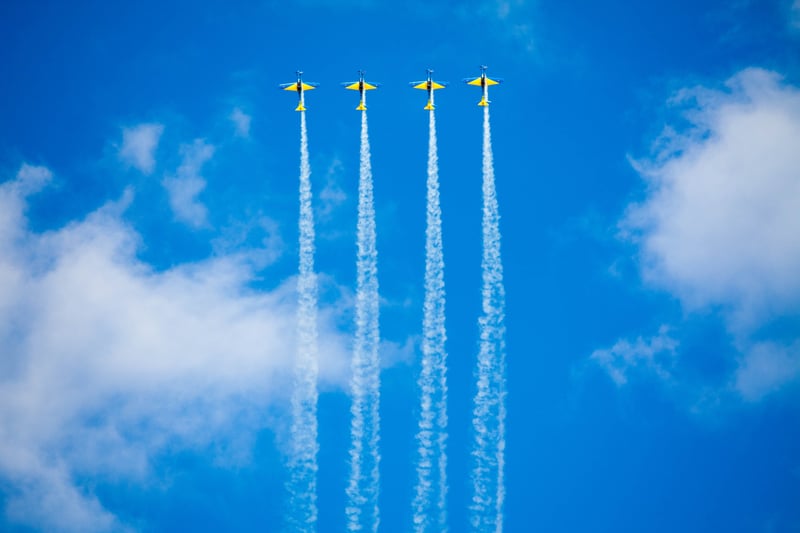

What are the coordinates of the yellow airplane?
(279, 71, 319, 112)
(463, 66, 503, 107)
(410, 69, 447, 110)
(342, 70, 380, 111)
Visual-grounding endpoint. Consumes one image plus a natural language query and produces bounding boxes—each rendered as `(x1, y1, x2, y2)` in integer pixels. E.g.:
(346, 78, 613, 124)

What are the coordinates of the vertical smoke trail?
(346, 111, 382, 533)
(470, 105, 507, 533)
(288, 112, 320, 532)
(412, 110, 449, 533)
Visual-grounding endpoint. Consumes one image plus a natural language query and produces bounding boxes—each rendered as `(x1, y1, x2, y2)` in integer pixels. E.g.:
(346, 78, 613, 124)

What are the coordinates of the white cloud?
(735, 341, 800, 401)
(14, 163, 52, 194)
(623, 69, 800, 326)
(211, 215, 284, 270)
(3, 462, 123, 533)
(614, 68, 800, 400)
(589, 326, 678, 386)
(0, 164, 351, 531)
(162, 139, 214, 228)
(380, 336, 417, 368)
(230, 107, 252, 138)
(118, 123, 163, 174)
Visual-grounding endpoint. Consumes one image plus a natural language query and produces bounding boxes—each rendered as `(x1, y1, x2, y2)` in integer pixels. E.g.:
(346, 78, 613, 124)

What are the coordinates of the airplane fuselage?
(358, 82, 366, 107)
(359, 83, 367, 110)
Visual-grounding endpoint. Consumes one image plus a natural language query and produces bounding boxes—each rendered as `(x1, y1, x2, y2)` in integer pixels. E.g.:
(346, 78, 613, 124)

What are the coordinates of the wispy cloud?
(455, 0, 537, 54)
(230, 107, 252, 138)
(118, 123, 164, 174)
(590, 326, 678, 386)
(212, 214, 284, 270)
(791, 0, 800, 30)
(607, 68, 800, 402)
(318, 157, 347, 222)
(379, 336, 416, 368)
(162, 139, 215, 228)
(487, 0, 537, 53)
(735, 340, 800, 401)
(0, 164, 351, 532)
(316, 157, 349, 241)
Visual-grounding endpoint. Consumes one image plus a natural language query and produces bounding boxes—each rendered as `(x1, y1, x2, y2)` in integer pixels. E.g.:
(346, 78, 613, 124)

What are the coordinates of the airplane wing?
(280, 82, 318, 91)
(463, 77, 503, 86)
(410, 81, 447, 89)
(342, 81, 380, 90)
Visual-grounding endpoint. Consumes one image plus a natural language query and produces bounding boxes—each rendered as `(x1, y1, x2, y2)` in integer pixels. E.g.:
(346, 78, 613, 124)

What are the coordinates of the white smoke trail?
(413, 109, 449, 533)
(288, 112, 320, 532)
(470, 105, 507, 533)
(346, 111, 382, 533)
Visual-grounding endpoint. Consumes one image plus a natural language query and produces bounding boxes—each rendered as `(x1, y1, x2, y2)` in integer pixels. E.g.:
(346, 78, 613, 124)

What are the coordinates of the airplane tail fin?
(295, 104, 306, 112)
(478, 97, 489, 107)
(356, 102, 367, 111)
(424, 100, 435, 111)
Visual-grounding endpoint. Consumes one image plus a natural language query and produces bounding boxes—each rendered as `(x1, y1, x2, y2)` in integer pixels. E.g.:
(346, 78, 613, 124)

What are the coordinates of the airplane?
(279, 71, 319, 112)
(409, 69, 447, 110)
(463, 65, 503, 107)
(342, 70, 380, 111)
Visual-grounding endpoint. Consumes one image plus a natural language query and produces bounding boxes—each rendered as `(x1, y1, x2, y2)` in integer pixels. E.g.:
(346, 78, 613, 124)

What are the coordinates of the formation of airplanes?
(280, 66, 504, 111)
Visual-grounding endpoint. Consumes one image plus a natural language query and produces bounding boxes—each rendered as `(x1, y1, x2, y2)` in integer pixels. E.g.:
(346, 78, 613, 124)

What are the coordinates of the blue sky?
(1, 0, 800, 531)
